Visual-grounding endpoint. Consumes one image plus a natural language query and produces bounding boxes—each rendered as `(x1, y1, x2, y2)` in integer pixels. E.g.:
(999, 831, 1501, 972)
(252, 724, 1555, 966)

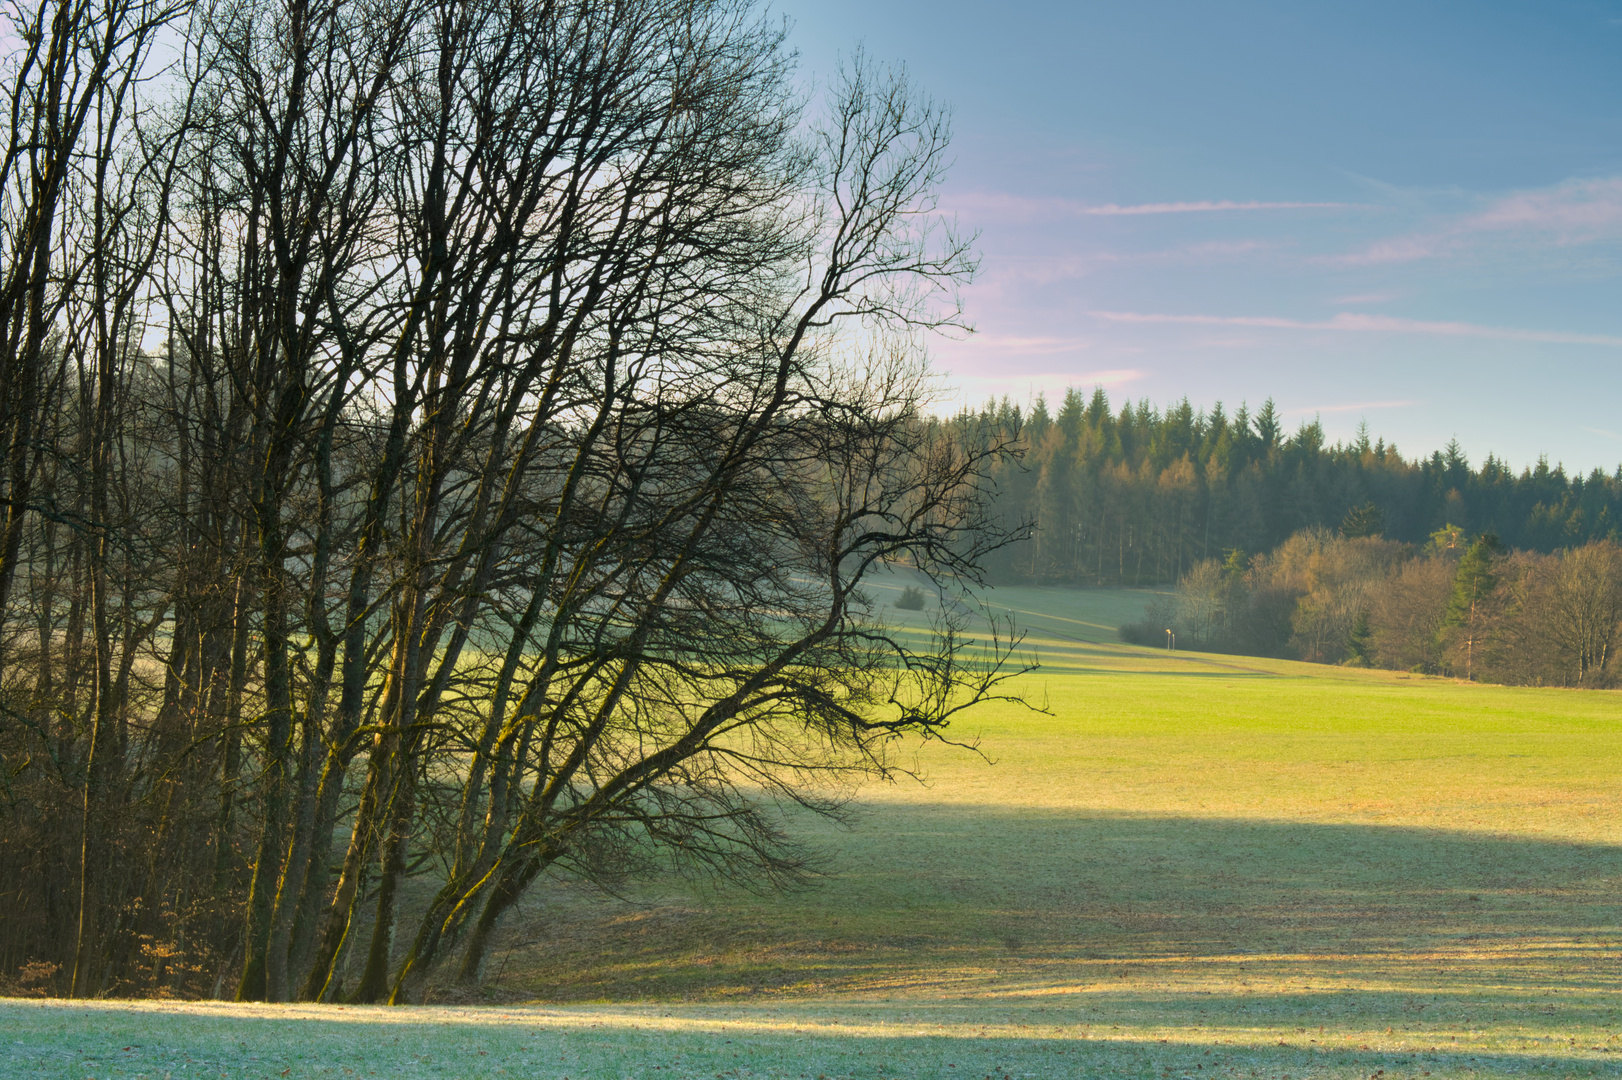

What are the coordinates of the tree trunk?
(297, 758, 381, 1002)
(454, 851, 550, 988)
(350, 759, 415, 1003)
(237, 485, 295, 1001)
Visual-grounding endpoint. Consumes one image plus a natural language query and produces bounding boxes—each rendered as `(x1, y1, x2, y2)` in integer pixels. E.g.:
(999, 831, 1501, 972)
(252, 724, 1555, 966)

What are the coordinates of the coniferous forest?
(952, 387, 1622, 586)
(947, 388, 1622, 688)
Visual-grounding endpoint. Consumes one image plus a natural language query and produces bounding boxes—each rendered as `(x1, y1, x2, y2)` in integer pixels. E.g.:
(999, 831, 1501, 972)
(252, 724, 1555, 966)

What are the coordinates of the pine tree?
(1444, 438, 1469, 488)
(1341, 501, 1385, 539)
(1442, 532, 1503, 680)
(1056, 388, 1084, 448)
(1254, 398, 1281, 452)
(1085, 386, 1110, 430)
(1346, 610, 1375, 666)
(1027, 393, 1051, 442)
(1427, 523, 1466, 555)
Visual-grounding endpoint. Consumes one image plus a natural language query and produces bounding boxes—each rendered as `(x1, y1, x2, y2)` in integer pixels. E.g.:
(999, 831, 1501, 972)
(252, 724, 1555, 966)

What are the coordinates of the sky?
(774, 0, 1622, 473)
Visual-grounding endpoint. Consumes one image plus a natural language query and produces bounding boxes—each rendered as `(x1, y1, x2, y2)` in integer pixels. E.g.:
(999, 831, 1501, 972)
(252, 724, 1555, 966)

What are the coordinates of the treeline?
(1125, 527, 1622, 688)
(0, 0, 1019, 1002)
(944, 388, 1622, 585)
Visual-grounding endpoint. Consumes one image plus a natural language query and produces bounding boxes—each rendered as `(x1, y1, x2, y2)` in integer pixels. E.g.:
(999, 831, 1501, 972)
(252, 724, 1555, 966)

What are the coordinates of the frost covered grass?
(7, 993, 1622, 1079)
(8, 588, 1621, 1078)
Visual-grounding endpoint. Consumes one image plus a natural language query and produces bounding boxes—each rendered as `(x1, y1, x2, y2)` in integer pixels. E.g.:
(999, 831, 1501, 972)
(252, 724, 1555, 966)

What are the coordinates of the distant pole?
(1165, 628, 1173, 651)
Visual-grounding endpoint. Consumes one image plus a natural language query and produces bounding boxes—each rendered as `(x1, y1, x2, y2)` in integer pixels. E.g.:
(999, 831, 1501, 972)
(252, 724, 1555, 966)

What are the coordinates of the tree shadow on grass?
(488, 807, 1622, 1034)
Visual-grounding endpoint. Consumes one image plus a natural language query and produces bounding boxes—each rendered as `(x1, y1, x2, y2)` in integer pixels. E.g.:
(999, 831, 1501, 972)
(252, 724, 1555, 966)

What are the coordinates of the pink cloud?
(973, 254, 1109, 287)
(1179, 240, 1275, 256)
(945, 367, 1145, 386)
(969, 241, 1276, 295)
(1089, 310, 1622, 347)
(962, 334, 1093, 355)
(1337, 236, 1441, 265)
(1079, 199, 1356, 216)
(1195, 336, 1264, 348)
(940, 367, 1147, 402)
(1338, 175, 1622, 264)
(1468, 176, 1622, 238)
(1067, 368, 1143, 387)
(944, 191, 1360, 223)
(1284, 400, 1416, 415)
(1332, 291, 1402, 305)
(1331, 313, 1622, 346)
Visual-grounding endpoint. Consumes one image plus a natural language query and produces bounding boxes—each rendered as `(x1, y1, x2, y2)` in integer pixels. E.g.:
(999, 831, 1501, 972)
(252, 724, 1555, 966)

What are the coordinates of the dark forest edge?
(936, 387, 1619, 687)
(948, 387, 1620, 587)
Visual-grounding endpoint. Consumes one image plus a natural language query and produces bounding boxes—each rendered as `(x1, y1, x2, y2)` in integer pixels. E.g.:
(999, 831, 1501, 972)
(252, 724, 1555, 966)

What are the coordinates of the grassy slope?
(8, 587, 1621, 1079)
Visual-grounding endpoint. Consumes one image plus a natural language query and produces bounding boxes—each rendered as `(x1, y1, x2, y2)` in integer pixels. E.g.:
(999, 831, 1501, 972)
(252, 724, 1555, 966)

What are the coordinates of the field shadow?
(488, 806, 1622, 1030)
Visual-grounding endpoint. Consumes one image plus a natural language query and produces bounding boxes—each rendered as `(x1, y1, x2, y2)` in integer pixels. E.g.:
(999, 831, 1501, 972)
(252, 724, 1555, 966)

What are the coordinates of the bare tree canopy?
(1134, 526, 1622, 689)
(0, 0, 1029, 1002)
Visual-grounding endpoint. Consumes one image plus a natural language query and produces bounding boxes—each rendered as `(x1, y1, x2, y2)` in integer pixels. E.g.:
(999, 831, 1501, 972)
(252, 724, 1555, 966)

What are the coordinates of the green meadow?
(7, 586, 1621, 1079)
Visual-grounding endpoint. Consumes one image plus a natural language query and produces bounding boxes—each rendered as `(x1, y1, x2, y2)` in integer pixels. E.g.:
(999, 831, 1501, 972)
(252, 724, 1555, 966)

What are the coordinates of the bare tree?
(0, 0, 194, 997)
(1540, 541, 1622, 686)
(0, 0, 1029, 1003)
(0, 0, 185, 673)
(1366, 556, 1453, 673)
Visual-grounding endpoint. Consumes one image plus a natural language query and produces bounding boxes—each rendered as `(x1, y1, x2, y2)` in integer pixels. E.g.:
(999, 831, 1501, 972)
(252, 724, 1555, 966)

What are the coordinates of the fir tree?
(1341, 501, 1385, 539)
(1442, 532, 1503, 680)
(1254, 398, 1281, 451)
(1346, 610, 1375, 667)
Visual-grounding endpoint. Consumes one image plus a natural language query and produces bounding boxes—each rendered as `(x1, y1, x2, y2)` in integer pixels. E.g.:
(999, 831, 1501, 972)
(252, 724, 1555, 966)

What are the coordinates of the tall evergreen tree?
(1341, 502, 1385, 539)
(1442, 532, 1503, 680)
(1254, 398, 1281, 452)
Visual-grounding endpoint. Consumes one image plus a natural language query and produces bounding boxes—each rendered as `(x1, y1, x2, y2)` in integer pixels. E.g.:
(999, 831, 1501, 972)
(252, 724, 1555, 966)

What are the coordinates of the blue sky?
(776, 0, 1622, 472)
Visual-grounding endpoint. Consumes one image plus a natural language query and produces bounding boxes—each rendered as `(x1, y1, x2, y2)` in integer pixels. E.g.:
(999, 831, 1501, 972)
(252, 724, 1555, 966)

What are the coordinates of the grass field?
(7, 586, 1621, 1079)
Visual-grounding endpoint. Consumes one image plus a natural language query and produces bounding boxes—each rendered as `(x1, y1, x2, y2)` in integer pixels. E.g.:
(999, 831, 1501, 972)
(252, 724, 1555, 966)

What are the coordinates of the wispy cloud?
(1469, 176, 1622, 237)
(1079, 199, 1355, 216)
(946, 191, 1361, 223)
(1284, 400, 1416, 415)
(1089, 310, 1622, 347)
(1193, 336, 1264, 349)
(1067, 368, 1144, 387)
(947, 367, 1145, 387)
(969, 241, 1279, 294)
(959, 334, 1092, 356)
(939, 368, 1147, 405)
(1332, 291, 1402, 305)
(1338, 238, 1439, 265)
(1338, 175, 1622, 265)
(1179, 239, 1276, 256)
